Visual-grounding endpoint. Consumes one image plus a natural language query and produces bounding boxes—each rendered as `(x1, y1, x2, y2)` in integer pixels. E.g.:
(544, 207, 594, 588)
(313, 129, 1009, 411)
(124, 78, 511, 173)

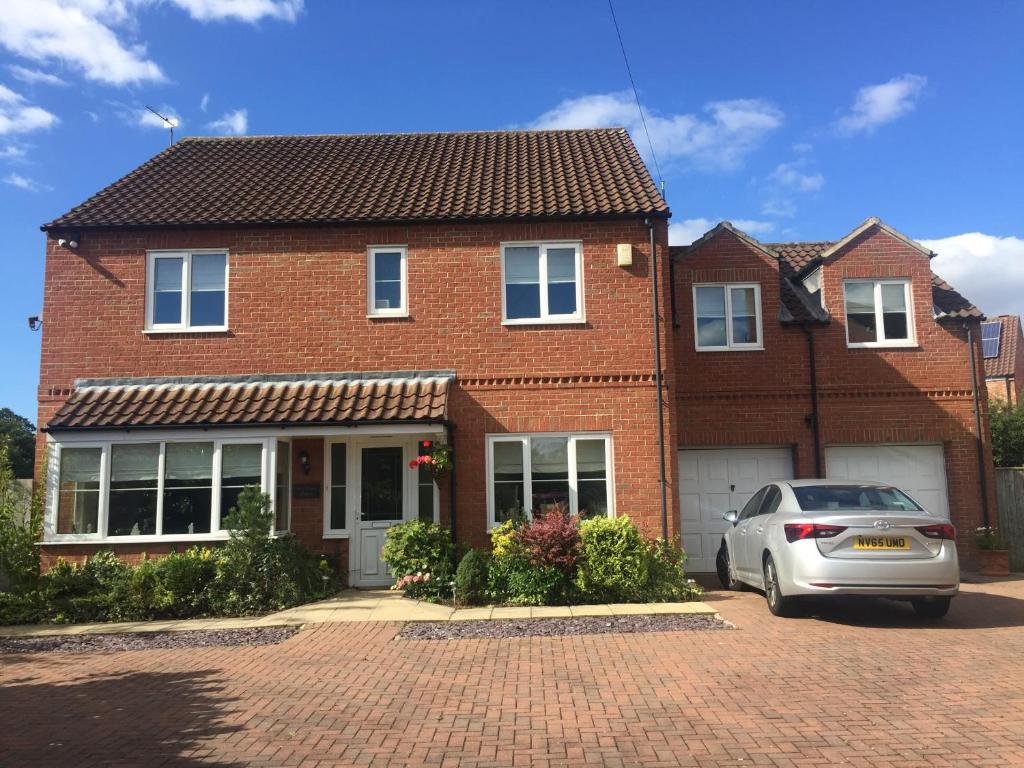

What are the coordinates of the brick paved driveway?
(3, 579, 1024, 767)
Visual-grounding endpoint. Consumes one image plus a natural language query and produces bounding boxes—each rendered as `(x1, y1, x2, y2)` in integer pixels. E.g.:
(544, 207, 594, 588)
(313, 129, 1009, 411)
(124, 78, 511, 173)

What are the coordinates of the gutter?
(645, 217, 669, 541)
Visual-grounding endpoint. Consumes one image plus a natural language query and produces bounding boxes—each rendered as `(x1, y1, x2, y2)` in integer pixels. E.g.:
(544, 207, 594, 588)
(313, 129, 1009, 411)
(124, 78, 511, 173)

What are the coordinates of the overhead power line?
(607, 0, 665, 194)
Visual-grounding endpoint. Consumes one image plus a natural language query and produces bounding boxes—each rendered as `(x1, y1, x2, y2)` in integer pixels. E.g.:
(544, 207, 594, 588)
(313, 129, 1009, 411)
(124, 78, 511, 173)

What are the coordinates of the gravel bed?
(0, 625, 299, 654)
(400, 613, 727, 640)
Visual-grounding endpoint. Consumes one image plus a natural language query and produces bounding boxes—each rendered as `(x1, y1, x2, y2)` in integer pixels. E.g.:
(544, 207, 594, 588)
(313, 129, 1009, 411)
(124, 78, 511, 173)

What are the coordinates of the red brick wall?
(37, 218, 677, 564)
(673, 227, 996, 564)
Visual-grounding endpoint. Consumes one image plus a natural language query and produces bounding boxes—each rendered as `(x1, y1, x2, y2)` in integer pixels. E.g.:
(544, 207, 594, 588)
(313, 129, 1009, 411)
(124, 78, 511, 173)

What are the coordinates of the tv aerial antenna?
(145, 105, 177, 146)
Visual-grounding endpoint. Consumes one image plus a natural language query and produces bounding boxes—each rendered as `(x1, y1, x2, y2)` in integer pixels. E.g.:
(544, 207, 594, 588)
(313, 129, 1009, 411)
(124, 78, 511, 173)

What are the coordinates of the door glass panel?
(361, 446, 404, 522)
(417, 464, 434, 522)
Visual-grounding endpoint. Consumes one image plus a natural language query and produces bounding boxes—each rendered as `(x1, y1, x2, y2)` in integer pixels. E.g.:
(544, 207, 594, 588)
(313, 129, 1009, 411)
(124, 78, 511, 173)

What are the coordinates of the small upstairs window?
(368, 246, 407, 317)
(844, 279, 914, 347)
(502, 242, 583, 324)
(693, 283, 763, 351)
(146, 251, 228, 331)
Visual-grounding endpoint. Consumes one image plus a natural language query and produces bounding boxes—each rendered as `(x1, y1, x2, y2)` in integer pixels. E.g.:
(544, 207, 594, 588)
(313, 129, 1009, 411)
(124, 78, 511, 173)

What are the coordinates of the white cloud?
(8, 64, 67, 86)
(668, 217, 775, 246)
(530, 91, 783, 171)
(138, 105, 181, 129)
(0, 1, 301, 87)
(3, 171, 50, 191)
(200, 92, 210, 112)
(0, 83, 58, 135)
(837, 74, 927, 136)
(792, 142, 813, 153)
(768, 161, 824, 192)
(920, 232, 1024, 317)
(761, 198, 797, 218)
(0, 144, 28, 160)
(168, 0, 303, 23)
(207, 107, 247, 135)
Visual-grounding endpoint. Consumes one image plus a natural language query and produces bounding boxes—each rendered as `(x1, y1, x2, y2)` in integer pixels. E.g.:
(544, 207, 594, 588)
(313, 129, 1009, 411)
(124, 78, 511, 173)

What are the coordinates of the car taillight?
(784, 523, 847, 543)
(916, 523, 956, 540)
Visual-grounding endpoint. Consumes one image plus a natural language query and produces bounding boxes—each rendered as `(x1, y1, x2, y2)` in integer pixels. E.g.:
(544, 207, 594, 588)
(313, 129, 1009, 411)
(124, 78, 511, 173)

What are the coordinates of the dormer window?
(844, 279, 915, 347)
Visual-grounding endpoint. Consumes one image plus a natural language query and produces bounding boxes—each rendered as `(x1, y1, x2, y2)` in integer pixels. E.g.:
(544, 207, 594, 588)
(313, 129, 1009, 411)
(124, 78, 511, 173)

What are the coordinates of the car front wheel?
(763, 554, 800, 618)
(912, 596, 951, 619)
(716, 542, 744, 591)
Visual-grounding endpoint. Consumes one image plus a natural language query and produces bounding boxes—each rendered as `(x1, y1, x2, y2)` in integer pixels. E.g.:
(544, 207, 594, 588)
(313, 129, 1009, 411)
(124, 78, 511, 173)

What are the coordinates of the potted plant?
(975, 526, 1010, 576)
(408, 442, 453, 480)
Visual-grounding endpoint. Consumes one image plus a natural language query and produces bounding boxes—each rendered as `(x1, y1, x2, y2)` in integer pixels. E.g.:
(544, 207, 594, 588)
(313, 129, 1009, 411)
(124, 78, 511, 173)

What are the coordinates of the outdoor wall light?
(299, 449, 311, 475)
(57, 238, 79, 250)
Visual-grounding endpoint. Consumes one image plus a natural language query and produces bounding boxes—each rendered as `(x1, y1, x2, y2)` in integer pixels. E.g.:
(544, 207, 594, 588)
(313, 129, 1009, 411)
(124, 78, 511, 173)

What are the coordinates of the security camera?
(68, 240, 78, 249)
(57, 238, 67, 247)
(27, 316, 41, 331)
(57, 238, 79, 250)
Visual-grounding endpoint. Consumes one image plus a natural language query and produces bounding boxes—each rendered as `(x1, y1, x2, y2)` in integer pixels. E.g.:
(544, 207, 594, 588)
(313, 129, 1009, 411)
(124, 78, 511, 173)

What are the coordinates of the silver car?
(715, 480, 959, 619)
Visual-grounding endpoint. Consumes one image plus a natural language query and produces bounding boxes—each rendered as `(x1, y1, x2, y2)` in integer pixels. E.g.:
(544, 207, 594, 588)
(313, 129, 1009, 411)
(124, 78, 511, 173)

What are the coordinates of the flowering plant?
(975, 526, 1006, 551)
(392, 571, 432, 590)
(407, 442, 453, 478)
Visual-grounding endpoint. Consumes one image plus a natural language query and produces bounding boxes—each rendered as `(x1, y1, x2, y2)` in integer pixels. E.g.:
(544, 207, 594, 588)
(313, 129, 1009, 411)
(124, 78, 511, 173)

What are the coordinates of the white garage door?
(825, 444, 950, 519)
(678, 448, 794, 573)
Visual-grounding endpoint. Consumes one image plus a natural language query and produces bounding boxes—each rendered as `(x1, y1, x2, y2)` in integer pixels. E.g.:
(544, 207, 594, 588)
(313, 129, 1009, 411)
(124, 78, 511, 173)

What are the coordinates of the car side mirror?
(723, 510, 739, 525)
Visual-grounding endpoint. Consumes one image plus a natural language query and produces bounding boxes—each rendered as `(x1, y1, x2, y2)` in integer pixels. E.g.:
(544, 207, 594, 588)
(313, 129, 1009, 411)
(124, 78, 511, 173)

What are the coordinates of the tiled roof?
(985, 315, 1021, 378)
(43, 129, 668, 230)
(929, 274, 985, 320)
(46, 374, 452, 431)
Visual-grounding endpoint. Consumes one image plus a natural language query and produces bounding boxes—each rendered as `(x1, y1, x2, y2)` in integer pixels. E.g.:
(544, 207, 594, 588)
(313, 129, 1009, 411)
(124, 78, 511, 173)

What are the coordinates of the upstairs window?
(147, 251, 228, 331)
(502, 242, 583, 323)
(367, 246, 408, 317)
(844, 280, 914, 347)
(693, 284, 763, 350)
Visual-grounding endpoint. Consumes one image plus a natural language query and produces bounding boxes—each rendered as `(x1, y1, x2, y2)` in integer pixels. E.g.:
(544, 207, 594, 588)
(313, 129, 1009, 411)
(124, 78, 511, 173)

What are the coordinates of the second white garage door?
(679, 448, 794, 573)
(825, 444, 950, 519)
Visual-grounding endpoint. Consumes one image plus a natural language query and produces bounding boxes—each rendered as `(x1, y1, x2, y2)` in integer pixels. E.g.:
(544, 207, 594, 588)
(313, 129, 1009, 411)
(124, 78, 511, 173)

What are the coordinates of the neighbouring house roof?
(43, 129, 669, 231)
(671, 219, 983, 325)
(984, 315, 1021, 378)
(45, 372, 453, 431)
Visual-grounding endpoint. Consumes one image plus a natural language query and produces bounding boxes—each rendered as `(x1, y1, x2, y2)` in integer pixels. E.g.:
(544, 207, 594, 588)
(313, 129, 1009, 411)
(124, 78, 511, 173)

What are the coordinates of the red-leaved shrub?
(515, 503, 581, 577)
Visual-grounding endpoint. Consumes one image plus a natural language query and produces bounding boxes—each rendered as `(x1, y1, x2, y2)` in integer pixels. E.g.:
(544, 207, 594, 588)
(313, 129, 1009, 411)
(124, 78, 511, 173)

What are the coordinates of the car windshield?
(791, 485, 923, 513)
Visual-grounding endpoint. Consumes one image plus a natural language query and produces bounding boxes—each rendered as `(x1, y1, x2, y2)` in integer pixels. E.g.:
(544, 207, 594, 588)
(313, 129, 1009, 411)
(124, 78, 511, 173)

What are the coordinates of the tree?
(990, 399, 1024, 468)
(0, 408, 36, 479)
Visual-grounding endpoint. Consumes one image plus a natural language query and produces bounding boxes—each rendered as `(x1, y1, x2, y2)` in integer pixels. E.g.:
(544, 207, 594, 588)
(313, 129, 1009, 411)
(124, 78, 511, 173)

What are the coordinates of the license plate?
(853, 535, 911, 550)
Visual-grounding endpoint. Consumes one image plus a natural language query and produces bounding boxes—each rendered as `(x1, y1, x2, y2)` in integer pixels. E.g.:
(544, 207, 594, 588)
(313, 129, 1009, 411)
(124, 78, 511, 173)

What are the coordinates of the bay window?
(47, 439, 273, 542)
(844, 279, 914, 347)
(487, 433, 613, 527)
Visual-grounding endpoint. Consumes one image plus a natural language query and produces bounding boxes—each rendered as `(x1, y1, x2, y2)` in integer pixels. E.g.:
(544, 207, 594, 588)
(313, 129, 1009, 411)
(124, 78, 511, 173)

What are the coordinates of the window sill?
(144, 327, 229, 335)
(322, 532, 351, 540)
(695, 346, 765, 352)
(41, 533, 232, 545)
(846, 342, 919, 350)
(367, 313, 409, 320)
(502, 318, 587, 327)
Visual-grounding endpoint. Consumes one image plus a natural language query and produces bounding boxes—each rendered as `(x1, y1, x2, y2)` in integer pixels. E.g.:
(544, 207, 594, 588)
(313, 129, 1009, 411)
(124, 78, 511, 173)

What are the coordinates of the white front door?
(678, 448, 794, 573)
(353, 443, 407, 587)
(825, 444, 950, 518)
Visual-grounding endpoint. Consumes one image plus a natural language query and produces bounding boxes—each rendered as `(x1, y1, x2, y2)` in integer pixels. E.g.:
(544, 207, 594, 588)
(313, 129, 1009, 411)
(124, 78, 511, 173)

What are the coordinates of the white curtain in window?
(222, 444, 262, 478)
(505, 246, 540, 282)
(110, 443, 160, 482)
(547, 248, 576, 281)
(191, 253, 226, 291)
(60, 447, 101, 482)
(575, 440, 606, 474)
(154, 258, 183, 291)
(164, 442, 214, 481)
(493, 441, 524, 474)
(530, 437, 568, 473)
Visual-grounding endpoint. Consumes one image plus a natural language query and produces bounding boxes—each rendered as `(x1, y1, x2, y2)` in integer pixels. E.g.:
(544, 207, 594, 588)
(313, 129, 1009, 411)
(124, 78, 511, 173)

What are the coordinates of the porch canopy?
(46, 371, 453, 432)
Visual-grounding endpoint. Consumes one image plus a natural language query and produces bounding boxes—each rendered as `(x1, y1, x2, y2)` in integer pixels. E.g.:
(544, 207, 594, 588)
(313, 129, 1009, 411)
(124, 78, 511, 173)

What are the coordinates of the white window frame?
(367, 245, 408, 318)
(485, 432, 613, 529)
(843, 279, 916, 348)
(500, 240, 585, 325)
(692, 283, 764, 351)
(44, 436, 271, 544)
(145, 249, 229, 333)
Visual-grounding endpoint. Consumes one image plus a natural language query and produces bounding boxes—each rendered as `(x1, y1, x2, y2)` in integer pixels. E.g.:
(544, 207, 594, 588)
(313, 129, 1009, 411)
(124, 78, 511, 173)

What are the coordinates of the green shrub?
(991, 399, 1024, 467)
(0, 441, 44, 594)
(575, 515, 648, 603)
(487, 521, 566, 606)
(644, 539, 702, 602)
(155, 547, 218, 617)
(453, 549, 489, 606)
(382, 520, 455, 601)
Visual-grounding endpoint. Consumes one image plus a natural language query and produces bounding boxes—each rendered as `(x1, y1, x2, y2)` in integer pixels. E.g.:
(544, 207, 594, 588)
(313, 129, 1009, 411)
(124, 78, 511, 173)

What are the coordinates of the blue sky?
(1, 0, 1022, 423)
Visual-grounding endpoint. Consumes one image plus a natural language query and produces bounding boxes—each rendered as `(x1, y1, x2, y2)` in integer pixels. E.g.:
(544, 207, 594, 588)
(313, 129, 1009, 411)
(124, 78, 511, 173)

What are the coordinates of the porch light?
(299, 449, 311, 475)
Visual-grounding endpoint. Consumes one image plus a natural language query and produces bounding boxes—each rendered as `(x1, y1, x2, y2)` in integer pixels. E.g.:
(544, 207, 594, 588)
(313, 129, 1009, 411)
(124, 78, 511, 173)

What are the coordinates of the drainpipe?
(445, 420, 457, 538)
(965, 322, 991, 528)
(645, 218, 669, 542)
(802, 326, 823, 477)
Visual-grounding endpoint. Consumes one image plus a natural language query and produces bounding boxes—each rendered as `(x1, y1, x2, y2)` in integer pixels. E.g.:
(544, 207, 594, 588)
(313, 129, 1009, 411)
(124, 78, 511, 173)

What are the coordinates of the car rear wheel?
(716, 542, 744, 591)
(911, 596, 951, 619)
(763, 554, 800, 617)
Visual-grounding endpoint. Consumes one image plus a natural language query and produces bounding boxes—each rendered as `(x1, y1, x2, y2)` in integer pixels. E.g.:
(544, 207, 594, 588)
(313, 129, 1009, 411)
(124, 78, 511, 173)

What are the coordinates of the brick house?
(982, 315, 1023, 405)
(36, 129, 993, 579)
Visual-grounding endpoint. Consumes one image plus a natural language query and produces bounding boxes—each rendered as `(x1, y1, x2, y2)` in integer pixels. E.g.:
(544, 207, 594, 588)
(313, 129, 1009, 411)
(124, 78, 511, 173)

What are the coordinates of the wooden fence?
(995, 468, 1024, 572)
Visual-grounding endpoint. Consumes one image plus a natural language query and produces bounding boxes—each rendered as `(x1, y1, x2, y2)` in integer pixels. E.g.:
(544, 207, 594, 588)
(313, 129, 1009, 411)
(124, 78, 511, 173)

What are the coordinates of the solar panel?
(981, 321, 1001, 359)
